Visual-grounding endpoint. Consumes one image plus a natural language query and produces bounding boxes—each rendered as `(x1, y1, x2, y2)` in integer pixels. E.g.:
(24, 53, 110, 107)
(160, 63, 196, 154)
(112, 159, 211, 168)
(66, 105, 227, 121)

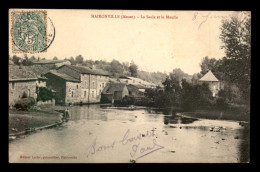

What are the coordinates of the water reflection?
(9, 104, 249, 163)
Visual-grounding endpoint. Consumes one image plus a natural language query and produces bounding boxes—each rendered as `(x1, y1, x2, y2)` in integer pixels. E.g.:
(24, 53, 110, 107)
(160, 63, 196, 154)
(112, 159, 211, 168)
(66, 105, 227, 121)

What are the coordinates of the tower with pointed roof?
(199, 70, 220, 97)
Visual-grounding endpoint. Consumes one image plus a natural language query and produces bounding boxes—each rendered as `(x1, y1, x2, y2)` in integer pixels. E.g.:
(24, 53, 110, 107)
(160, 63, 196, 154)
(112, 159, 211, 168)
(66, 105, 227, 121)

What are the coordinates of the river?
(9, 104, 249, 163)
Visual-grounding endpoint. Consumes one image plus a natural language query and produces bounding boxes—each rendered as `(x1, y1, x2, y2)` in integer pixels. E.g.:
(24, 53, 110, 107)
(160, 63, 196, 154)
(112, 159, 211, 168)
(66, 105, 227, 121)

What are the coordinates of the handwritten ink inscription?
(192, 11, 247, 29)
(86, 128, 164, 162)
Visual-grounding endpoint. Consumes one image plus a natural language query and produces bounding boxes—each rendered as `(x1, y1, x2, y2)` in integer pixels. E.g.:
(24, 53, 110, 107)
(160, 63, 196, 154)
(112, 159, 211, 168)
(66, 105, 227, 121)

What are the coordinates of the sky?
(9, 10, 247, 75)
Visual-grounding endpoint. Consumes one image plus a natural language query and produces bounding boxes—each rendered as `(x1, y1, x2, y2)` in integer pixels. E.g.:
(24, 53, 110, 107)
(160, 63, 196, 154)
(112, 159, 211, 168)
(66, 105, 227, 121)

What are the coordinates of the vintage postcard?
(8, 9, 250, 163)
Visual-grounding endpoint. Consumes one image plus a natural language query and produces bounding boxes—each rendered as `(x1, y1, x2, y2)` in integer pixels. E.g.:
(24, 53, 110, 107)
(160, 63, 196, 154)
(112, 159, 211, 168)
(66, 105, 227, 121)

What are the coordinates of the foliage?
(14, 97, 35, 110)
(110, 59, 124, 77)
(137, 70, 168, 86)
(53, 56, 58, 60)
(180, 80, 212, 111)
(200, 56, 217, 75)
(36, 87, 54, 102)
(12, 55, 22, 65)
(216, 97, 228, 110)
(191, 72, 203, 85)
(75, 55, 84, 64)
(21, 54, 33, 66)
(219, 13, 251, 101)
(170, 68, 192, 83)
(29, 56, 36, 61)
(129, 62, 138, 77)
(69, 57, 76, 65)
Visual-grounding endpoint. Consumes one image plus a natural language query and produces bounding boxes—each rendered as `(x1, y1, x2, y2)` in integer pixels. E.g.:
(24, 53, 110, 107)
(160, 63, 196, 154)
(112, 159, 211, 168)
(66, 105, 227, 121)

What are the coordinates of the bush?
(216, 97, 228, 109)
(37, 87, 54, 102)
(217, 89, 226, 99)
(14, 97, 36, 110)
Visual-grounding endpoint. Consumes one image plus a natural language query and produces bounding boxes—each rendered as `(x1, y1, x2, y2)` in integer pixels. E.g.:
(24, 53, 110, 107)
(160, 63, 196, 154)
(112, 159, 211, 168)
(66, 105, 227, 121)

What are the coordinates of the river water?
(9, 104, 249, 163)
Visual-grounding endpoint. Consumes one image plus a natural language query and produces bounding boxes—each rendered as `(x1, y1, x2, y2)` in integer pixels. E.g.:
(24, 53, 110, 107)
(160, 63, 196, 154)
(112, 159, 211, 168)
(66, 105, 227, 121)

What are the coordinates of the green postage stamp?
(11, 11, 48, 53)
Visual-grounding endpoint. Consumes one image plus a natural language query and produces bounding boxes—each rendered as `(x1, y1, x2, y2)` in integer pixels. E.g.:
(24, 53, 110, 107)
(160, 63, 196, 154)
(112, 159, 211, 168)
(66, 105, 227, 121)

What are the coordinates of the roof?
(26, 65, 53, 76)
(91, 68, 110, 76)
(45, 71, 80, 82)
(9, 65, 47, 81)
(199, 70, 219, 82)
(32, 60, 70, 64)
(127, 84, 146, 89)
(119, 75, 131, 79)
(58, 65, 110, 76)
(102, 82, 127, 94)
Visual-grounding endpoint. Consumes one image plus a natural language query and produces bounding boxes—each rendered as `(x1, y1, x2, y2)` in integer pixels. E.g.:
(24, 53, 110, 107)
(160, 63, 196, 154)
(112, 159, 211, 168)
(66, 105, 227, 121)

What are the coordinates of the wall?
(79, 74, 109, 104)
(9, 80, 37, 107)
(45, 73, 67, 104)
(208, 81, 220, 97)
(96, 75, 109, 101)
(65, 82, 81, 105)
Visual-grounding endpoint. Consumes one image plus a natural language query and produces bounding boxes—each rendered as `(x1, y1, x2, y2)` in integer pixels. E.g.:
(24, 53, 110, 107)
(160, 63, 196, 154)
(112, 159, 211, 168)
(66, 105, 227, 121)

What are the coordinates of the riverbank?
(179, 105, 250, 122)
(9, 105, 66, 137)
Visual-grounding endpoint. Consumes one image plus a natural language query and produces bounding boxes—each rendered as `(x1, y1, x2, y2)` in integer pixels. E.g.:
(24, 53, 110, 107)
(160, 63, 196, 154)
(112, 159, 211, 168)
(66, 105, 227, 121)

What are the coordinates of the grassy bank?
(9, 105, 65, 135)
(180, 105, 250, 122)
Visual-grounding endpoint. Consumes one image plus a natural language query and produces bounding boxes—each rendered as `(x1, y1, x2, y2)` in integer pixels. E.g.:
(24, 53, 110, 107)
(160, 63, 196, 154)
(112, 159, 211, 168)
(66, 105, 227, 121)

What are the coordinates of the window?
(85, 81, 87, 88)
(93, 82, 95, 88)
(84, 91, 86, 97)
(76, 85, 78, 89)
(72, 91, 74, 97)
(126, 80, 128, 83)
(12, 82, 15, 89)
(92, 91, 94, 98)
(102, 83, 104, 88)
(28, 89, 30, 97)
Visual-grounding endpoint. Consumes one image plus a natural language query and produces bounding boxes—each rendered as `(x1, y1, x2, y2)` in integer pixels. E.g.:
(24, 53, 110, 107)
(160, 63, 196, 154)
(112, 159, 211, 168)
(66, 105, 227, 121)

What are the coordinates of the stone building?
(126, 84, 145, 97)
(9, 65, 47, 107)
(44, 65, 110, 105)
(101, 82, 129, 103)
(118, 75, 156, 88)
(199, 70, 221, 97)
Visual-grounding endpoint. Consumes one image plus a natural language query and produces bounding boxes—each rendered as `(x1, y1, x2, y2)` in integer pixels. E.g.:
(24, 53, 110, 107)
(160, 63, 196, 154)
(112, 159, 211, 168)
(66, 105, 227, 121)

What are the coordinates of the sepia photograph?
(8, 9, 250, 163)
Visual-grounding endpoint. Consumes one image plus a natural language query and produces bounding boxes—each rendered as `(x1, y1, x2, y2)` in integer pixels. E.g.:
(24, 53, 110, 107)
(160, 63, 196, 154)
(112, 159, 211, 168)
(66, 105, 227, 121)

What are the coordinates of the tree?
(180, 80, 212, 110)
(21, 54, 33, 66)
(191, 73, 203, 85)
(69, 57, 76, 65)
(129, 62, 138, 77)
(200, 56, 217, 75)
(219, 12, 251, 101)
(110, 59, 124, 77)
(53, 56, 58, 60)
(170, 68, 191, 83)
(29, 56, 36, 61)
(12, 55, 21, 65)
(75, 55, 84, 64)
